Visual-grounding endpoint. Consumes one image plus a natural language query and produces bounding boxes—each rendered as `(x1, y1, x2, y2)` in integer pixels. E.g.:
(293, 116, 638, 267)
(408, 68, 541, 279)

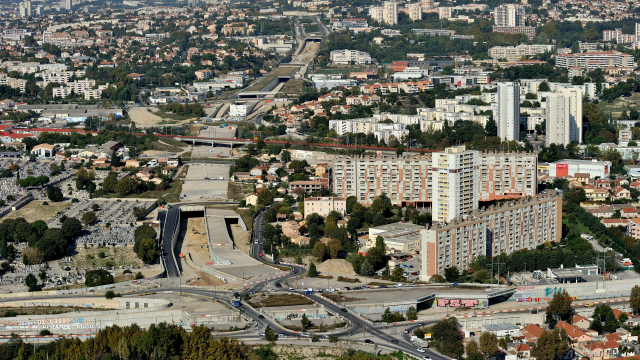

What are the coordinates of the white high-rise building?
(494, 4, 525, 27)
(496, 82, 520, 141)
(408, 3, 422, 21)
(431, 145, 479, 223)
(369, 6, 384, 23)
(64, 0, 72, 10)
(545, 87, 583, 146)
(19, 4, 27, 17)
(383, 1, 398, 25)
(24, 0, 31, 16)
(636, 23, 640, 36)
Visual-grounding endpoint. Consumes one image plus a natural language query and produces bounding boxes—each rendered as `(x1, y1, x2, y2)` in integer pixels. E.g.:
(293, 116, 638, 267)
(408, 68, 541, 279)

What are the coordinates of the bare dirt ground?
(64, 245, 149, 271)
(2, 201, 70, 223)
(189, 271, 226, 286)
(316, 259, 356, 276)
(128, 107, 165, 127)
(230, 224, 250, 255)
(140, 150, 174, 157)
(181, 217, 209, 267)
(292, 42, 320, 64)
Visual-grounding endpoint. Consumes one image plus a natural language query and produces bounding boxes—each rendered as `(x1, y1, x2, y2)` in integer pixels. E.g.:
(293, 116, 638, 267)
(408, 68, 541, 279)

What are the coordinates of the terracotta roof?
(556, 321, 589, 340)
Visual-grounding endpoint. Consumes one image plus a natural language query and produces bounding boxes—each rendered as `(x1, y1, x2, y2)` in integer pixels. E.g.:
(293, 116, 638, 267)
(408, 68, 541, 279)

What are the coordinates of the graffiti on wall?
(436, 299, 479, 307)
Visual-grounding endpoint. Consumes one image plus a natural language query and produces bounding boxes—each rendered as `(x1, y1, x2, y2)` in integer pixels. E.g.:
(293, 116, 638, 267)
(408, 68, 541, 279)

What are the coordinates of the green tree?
(135, 237, 159, 264)
(391, 267, 405, 282)
(47, 186, 64, 202)
(531, 328, 571, 360)
(313, 242, 327, 261)
(590, 318, 603, 334)
(85, 269, 114, 287)
(257, 189, 274, 206)
(360, 258, 374, 276)
(264, 325, 277, 341)
(406, 306, 418, 321)
(102, 171, 118, 192)
(467, 340, 482, 360)
(105, 290, 116, 299)
(110, 151, 120, 167)
(300, 314, 310, 330)
(82, 211, 98, 225)
(61, 217, 82, 239)
(444, 266, 459, 282)
(281, 150, 291, 163)
(308, 261, 318, 277)
(25, 273, 40, 292)
(545, 290, 574, 326)
(479, 332, 499, 359)
(632, 286, 640, 314)
(538, 81, 550, 92)
(484, 116, 497, 137)
(115, 177, 138, 196)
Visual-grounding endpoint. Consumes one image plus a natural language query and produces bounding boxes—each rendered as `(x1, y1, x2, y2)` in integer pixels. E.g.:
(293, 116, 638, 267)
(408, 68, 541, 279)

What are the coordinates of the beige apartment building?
(431, 145, 478, 223)
(420, 192, 562, 279)
(304, 197, 346, 218)
(333, 155, 432, 207)
(479, 151, 537, 201)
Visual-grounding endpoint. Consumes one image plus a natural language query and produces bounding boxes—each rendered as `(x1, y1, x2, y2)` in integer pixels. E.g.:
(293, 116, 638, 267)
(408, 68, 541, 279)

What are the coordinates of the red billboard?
(556, 164, 568, 178)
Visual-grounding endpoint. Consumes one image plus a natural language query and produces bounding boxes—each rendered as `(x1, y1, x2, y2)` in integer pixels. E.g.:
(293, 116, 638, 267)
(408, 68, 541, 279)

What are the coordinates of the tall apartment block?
(333, 155, 432, 207)
(431, 145, 478, 223)
(479, 151, 537, 201)
(494, 4, 524, 27)
(545, 87, 583, 146)
(493, 4, 535, 40)
(497, 82, 520, 141)
(383, 1, 398, 25)
(369, 6, 384, 23)
(407, 3, 422, 21)
(420, 192, 562, 279)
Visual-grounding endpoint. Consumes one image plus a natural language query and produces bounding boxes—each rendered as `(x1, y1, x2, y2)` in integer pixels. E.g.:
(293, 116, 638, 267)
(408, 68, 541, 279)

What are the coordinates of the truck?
(232, 298, 241, 307)
(303, 288, 313, 294)
(410, 336, 429, 348)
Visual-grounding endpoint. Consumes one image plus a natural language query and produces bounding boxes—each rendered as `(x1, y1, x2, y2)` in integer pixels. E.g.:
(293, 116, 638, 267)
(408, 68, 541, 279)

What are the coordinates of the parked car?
(364, 339, 374, 344)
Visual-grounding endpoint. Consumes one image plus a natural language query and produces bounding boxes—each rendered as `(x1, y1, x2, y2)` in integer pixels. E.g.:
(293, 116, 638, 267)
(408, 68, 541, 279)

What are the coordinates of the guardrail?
(169, 209, 181, 277)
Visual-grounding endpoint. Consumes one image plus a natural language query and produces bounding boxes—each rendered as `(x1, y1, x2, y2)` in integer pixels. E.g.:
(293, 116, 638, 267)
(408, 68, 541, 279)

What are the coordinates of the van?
(395, 283, 403, 288)
(300, 332, 310, 338)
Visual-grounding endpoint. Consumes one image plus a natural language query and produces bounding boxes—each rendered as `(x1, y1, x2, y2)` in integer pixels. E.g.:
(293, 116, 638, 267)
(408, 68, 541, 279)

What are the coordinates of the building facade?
(556, 51, 635, 69)
(431, 145, 479, 223)
(497, 82, 520, 142)
(479, 151, 537, 201)
(303, 197, 347, 218)
(333, 155, 432, 207)
(494, 4, 524, 27)
(420, 192, 562, 278)
(545, 88, 583, 146)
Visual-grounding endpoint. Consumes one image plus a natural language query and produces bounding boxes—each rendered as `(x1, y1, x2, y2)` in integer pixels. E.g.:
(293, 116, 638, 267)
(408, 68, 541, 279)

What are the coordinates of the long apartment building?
(420, 192, 562, 278)
(0, 74, 26, 93)
(36, 70, 87, 88)
(333, 148, 537, 208)
(333, 155, 433, 207)
(488, 44, 555, 62)
(555, 51, 635, 69)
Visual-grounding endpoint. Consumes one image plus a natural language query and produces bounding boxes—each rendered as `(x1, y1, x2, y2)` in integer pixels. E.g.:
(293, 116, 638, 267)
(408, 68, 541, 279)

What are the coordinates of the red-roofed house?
(521, 324, 545, 342)
(621, 207, 639, 218)
(556, 321, 592, 343)
(580, 341, 622, 360)
(572, 314, 591, 330)
(603, 218, 631, 228)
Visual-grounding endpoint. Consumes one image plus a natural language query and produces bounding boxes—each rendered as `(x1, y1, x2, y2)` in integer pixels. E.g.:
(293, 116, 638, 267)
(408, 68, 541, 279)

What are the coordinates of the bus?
(232, 298, 241, 307)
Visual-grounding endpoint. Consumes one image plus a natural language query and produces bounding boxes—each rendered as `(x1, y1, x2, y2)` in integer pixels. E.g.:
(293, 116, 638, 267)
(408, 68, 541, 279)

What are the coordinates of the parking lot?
(180, 164, 230, 200)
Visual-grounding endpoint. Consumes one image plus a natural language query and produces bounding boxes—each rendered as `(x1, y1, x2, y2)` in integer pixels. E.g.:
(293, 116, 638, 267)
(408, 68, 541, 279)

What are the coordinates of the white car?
(422, 357, 432, 360)
(417, 348, 426, 353)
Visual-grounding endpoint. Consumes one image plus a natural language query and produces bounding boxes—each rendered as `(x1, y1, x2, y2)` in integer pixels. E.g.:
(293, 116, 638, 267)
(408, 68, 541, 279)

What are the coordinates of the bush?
(98, 251, 106, 259)
(135, 272, 144, 280)
(123, 269, 132, 274)
(329, 335, 339, 343)
(42, 201, 48, 205)
(39, 329, 52, 336)
(105, 290, 116, 299)
(85, 269, 114, 287)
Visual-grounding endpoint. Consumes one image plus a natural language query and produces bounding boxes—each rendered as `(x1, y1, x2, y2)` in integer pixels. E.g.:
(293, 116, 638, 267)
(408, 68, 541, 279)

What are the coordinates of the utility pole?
(490, 257, 506, 290)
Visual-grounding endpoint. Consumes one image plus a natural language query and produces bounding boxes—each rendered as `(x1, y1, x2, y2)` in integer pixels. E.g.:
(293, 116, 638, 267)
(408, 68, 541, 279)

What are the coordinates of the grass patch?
(368, 281, 395, 286)
(1, 201, 71, 222)
(562, 216, 590, 234)
(303, 23, 320, 33)
(154, 109, 199, 122)
(247, 293, 314, 308)
(323, 294, 365, 303)
(178, 165, 189, 178)
(317, 275, 333, 279)
(245, 66, 300, 92)
(96, 180, 183, 203)
(228, 181, 253, 201)
(337, 276, 360, 283)
(279, 79, 307, 94)
(283, 321, 347, 332)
